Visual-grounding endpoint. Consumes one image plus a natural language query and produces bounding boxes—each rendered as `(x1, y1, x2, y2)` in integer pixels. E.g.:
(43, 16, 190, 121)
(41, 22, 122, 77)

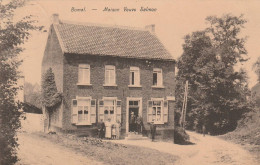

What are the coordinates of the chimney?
(145, 24, 155, 33)
(51, 13, 60, 25)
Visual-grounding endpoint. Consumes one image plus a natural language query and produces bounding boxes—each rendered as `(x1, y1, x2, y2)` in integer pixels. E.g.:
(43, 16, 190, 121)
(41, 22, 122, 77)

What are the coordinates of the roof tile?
(54, 22, 174, 61)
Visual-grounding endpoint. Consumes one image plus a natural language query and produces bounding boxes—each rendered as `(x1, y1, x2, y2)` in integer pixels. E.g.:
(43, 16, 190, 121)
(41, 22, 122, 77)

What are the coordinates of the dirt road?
(16, 132, 102, 165)
(17, 113, 257, 165)
(111, 131, 258, 165)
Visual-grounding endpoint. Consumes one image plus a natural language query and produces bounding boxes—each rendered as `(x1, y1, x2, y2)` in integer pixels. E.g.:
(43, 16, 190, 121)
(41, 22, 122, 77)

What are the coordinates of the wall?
(62, 54, 175, 131)
(41, 25, 64, 128)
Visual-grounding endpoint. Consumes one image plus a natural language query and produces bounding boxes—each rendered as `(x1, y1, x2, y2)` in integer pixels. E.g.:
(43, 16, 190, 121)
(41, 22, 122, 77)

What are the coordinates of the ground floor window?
(104, 100, 115, 121)
(71, 97, 96, 125)
(147, 98, 168, 124)
(99, 97, 121, 123)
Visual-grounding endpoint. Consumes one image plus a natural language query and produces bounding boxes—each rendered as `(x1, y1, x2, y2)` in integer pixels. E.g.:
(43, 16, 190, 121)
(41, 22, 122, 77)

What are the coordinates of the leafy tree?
(253, 57, 260, 82)
(176, 14, 252, 135)
(0, 0, 43, 164)
(24, 82, 41, 109)
(42, 68, 62, 130)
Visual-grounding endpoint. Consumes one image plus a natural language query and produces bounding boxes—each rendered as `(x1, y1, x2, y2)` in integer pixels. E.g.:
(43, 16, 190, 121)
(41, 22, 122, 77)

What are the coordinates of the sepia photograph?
(0, 0, 259, 164)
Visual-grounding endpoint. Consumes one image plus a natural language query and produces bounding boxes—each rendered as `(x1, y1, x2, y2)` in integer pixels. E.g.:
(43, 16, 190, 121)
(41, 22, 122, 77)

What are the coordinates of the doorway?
(129, 107, 139, 132)
(126, 97, 142, 133)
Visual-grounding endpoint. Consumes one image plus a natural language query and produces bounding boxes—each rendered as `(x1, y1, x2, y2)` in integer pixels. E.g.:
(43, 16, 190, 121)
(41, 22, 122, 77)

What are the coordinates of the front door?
(129, 107, 138, 132)
(126, 98, 142, 133)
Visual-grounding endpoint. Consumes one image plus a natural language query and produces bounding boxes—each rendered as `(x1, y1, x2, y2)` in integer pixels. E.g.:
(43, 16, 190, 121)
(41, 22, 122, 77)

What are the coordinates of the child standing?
(111, 124, 117, 139)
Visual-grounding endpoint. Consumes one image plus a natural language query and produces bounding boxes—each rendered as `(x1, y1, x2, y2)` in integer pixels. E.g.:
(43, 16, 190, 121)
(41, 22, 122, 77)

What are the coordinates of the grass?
(32, 132, 178, 165)
(220, 108, 260, 164)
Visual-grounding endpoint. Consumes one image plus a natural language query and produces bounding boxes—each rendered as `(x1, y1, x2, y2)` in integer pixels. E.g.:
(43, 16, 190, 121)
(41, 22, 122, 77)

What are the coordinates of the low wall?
(20, 113, 44, 132)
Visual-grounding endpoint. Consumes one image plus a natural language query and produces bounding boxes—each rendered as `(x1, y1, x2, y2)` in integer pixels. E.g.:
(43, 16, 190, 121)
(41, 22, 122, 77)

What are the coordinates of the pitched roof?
(53, 21, 174, 61)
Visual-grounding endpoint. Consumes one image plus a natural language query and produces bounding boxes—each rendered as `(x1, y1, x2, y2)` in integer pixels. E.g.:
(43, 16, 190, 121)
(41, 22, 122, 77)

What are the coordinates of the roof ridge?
(57, 20, 149, 32)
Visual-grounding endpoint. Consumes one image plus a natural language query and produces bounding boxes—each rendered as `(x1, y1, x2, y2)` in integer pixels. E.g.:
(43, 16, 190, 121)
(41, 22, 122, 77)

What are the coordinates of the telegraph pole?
(180, 81, 188, 130)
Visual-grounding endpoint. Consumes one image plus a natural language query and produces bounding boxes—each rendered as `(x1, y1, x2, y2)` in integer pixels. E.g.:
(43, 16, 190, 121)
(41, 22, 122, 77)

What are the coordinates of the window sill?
(154, 121, 164, 125)
(103, 84, 117, 87)
(77, 83, 92, 86)
(76, 122, 92, 126)
(151, 85, 165, 89)
(128, 85, 142, 88)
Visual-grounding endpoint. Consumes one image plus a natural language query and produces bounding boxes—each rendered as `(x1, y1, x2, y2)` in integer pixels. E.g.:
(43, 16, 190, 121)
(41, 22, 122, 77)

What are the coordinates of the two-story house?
(42, 14, 176, 138)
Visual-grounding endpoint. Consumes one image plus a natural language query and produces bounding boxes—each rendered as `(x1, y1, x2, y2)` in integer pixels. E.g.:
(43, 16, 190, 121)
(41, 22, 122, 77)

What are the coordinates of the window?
(78, 64, 90, 85)
(78, 99, 89, 123)
(129, 67, 140, 86)
(104, 65, 116, 85)
(152, 101, 162, 122)
(153, 68, 163, 87)
(98, 98, 121, 123)
(71, 97, 96, 125)
(147, 99, 168, 124)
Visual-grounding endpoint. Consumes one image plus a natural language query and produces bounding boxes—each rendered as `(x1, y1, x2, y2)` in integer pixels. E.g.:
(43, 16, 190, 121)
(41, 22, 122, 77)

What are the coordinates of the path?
(110, 131, 258, 165)
(16, 132, 102, 165)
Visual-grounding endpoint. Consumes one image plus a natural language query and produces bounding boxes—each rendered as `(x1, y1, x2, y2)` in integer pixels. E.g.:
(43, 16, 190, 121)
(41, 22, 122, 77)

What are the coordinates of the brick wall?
(62, 54, 175, 131)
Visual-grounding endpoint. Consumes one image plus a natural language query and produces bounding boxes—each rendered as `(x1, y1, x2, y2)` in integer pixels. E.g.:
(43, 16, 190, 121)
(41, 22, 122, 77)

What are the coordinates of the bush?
(174, 126, 190, 144)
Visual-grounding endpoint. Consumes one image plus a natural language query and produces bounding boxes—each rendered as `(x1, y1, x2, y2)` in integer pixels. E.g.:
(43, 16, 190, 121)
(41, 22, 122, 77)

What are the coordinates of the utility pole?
(180, 81, 188, 130)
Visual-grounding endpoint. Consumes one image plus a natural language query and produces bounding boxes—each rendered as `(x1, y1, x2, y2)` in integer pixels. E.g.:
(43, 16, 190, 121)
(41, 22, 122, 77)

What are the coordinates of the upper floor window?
(153, 68, 163, 86)
(105, 65, 116, 85)
(129, 67, 140, 86)
(78, 64, 90, 84)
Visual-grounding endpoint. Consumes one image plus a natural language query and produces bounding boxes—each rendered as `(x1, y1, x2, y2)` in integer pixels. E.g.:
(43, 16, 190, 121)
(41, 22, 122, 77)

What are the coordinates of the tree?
(253, 57, 260, 82)
(41, 68, 62, 131)
(0, 0, 43, 164)
(176, 14, 252, 135)
(24, 82, 42, 109)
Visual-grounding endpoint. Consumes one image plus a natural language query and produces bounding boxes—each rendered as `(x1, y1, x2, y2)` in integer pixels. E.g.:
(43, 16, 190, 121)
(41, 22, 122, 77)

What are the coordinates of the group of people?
(98, 115, 157, 142)
(130, 112, 157, 141)
(97, 119, 121, 140)
(129, 112, 143, 134)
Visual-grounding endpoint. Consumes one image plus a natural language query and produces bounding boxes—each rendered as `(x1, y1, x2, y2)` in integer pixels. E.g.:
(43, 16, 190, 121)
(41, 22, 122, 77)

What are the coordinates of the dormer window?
(104, 65, 116, 86)
(78, 64, 90, 85)
(153, 68, 163, 87)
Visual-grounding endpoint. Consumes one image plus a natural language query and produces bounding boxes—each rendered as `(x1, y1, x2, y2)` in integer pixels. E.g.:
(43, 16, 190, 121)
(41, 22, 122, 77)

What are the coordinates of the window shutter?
(147, 100, 153, 123)
(98, 100, 104, 122)
(72, 99, 78, 124)
(90, 99, 96, 123)
(116, 100, 121, 123)
(163, 100, 168, 123)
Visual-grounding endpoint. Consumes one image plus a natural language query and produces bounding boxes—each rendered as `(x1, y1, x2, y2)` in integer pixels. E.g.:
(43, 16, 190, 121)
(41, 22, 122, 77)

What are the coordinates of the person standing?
(105, 118, 112, 139)
(136, 116, 143, 134)
(202, 124, 206, 137)
(116, 120, 121, 139)
(150, 121, 156, 141)
(100, 119, 105, 139)
(129, 112, 136, 132)
(111, 124, 116, 139)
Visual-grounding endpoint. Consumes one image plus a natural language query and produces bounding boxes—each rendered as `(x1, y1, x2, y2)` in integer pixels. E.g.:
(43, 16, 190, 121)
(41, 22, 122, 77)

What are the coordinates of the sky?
(16, 0, 260, 88)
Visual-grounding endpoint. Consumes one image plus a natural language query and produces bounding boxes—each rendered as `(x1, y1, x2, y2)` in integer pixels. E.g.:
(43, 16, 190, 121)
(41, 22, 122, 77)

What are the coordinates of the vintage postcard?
(1, 0, 259, 164)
